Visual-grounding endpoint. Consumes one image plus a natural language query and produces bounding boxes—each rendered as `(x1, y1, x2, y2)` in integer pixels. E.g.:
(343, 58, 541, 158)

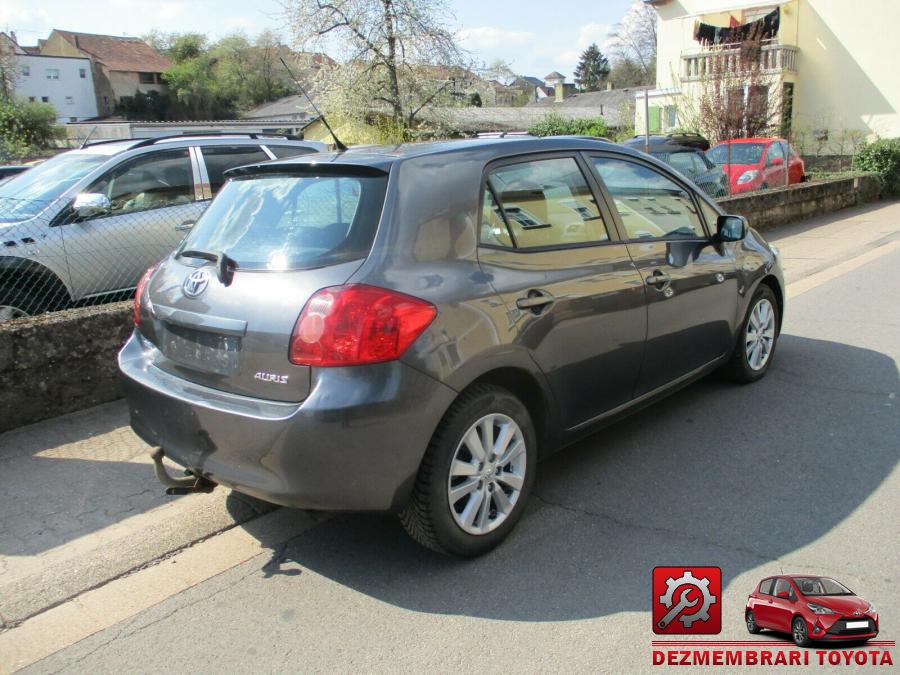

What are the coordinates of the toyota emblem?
(182, 268, 210, 298)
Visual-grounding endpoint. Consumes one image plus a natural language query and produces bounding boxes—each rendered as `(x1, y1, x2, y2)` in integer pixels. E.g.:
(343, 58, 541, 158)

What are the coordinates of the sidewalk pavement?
(0, 198, 898, 633)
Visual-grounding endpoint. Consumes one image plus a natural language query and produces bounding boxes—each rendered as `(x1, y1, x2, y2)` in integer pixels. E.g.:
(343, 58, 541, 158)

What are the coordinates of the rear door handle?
(645, 270, 671, 287)
(516, 291, 554, 313)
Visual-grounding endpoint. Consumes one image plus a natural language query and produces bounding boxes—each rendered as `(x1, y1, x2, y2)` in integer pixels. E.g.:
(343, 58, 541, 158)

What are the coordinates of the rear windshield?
(708, 143, 765, 165)
(179, 173, 387, 270)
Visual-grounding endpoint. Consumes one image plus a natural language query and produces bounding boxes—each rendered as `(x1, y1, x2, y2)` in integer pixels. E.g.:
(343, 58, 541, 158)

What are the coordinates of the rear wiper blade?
(178, 248, 238, 286)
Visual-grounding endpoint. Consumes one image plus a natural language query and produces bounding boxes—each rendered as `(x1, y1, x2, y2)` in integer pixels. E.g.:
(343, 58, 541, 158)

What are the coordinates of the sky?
(0, 0, 635, 81)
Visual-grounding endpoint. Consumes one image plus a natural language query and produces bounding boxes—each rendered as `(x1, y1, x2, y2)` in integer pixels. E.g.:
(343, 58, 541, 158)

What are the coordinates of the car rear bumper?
(119, 331, 457, 511)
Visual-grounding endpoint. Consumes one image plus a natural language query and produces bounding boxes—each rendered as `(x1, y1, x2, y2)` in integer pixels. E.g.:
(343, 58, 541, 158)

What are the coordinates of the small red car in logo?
(745, 575, 879, 647)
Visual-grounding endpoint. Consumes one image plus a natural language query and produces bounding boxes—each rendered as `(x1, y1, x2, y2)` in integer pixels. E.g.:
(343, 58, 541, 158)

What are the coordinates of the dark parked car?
(0, 165, 30, 183)
(120, 137, 785, 556)
(746, 575, 879, 646)
(624, 134, 729, 197)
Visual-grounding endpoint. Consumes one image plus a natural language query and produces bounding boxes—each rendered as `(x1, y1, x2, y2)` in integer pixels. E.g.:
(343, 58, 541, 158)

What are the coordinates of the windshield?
(707, 143, 765, 165)
(794, 577, 854, 596)
(180, 173, 388, 270)
(0, 152, 108, 222)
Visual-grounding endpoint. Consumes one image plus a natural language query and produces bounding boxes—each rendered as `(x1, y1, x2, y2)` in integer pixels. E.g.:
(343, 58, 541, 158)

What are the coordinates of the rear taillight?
(133, 263, 159, 326)
(289, 284, 437, 367)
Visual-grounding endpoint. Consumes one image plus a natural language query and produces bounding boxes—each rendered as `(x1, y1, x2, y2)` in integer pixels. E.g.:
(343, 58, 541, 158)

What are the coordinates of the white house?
(2, 33, 98, 122)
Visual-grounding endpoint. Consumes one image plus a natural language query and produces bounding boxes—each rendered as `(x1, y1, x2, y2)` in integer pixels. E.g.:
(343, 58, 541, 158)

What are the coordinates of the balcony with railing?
(681, 41, 799, 82)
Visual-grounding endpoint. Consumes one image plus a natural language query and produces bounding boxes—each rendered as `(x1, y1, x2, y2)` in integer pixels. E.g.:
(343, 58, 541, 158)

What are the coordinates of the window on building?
(65, 96, 75, 105)
(21, 65, 30, 76)
(28, 96, 35, 102)
(46, 68, 60, 80)
(139, 72, 156, 84)
(79, 68, 87, 79)
(41, 96, 49, 103)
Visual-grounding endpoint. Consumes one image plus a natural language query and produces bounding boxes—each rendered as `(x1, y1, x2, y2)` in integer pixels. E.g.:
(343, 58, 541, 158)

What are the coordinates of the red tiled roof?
(53, 30, 170, 73)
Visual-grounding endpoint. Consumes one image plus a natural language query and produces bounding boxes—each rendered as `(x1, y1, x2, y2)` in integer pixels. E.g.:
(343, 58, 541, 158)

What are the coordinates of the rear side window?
(483, 157, 609, 249)
(591, 157, 704, 240)
(267, 145, 317, 159)
(201, 146, 271, 194)
(759, 578, 774, 595)
(181, 173, 387, 270)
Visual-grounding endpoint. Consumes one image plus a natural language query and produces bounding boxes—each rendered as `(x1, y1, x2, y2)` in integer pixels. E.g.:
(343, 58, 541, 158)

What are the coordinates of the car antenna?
(279, 57, 347, 152)
(79, 125, 98, 149)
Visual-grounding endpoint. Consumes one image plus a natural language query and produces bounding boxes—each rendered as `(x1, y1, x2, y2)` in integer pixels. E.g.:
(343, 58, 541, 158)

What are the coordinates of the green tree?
(162, 34, 235, 119)
(0, 97, 58, 159)
(573, 44, 610, 92)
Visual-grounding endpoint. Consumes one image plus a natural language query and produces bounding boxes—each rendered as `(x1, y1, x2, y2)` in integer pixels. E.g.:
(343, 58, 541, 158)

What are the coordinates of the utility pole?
(644, 89, 650, 153)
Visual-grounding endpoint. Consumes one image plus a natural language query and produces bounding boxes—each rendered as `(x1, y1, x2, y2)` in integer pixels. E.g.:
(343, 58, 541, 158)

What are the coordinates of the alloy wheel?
(747, 612, 756, 632)
(793, 618, 807, 645)
(447, 413, 527, 535)
(745, 298, 776, 371)
(0, 305, 28, 321)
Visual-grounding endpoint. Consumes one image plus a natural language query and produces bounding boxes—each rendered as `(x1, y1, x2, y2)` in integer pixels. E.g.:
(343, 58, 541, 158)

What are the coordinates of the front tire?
(399, 384, 537, 557)
(792, 617, 813, 647)
(721, 284, 779, 383)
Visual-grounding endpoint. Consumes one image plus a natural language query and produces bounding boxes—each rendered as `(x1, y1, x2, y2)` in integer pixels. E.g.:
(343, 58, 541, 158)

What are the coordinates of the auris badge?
(182, 269, 210, 298)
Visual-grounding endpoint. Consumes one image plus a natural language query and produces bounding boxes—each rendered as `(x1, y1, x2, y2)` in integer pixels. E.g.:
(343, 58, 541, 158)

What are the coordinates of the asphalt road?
(9, 234, 896, 672)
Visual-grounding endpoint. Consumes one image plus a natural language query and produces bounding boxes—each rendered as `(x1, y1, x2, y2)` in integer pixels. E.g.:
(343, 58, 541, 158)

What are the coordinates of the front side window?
(201, 145, 271, 194)
(773, 578, 795, 598)
(591, 157, 704, 239)
(181, 173, 387, 270)
(484, 157, 608, 249)
(765, 142, 785, 166)
(86, 149, 194, 216)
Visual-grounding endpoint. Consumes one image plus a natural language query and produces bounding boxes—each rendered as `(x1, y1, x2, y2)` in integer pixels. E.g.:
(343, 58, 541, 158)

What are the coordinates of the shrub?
(852, 138, 900, 196)
(528, 113, 608, 138)
(0, 97, 58, 160)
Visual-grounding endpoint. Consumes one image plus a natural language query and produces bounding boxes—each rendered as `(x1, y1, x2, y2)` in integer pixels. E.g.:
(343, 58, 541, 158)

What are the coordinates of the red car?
(745, 575, 879, 647)
(707, 138, 805, 194)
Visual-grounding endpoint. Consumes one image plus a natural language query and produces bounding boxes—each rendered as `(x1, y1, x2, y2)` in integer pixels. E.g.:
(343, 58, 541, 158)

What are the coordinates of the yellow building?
(638, 0, 899, 142)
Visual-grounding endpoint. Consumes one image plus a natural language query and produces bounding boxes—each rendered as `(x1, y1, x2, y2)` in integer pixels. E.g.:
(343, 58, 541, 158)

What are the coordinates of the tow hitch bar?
(150, 448, 217, 495)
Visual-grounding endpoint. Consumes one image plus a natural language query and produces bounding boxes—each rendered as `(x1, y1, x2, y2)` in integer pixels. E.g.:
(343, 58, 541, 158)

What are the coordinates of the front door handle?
(645, 270, 671, 287)
(516, 291, 554, 313)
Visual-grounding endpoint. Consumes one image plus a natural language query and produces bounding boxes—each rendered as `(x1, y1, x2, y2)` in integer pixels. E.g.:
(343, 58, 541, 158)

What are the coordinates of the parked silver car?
(0, 135, 325, 320)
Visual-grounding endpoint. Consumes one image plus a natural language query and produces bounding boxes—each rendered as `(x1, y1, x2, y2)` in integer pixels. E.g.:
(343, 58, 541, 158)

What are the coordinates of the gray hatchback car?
(120, 137, 784, 556)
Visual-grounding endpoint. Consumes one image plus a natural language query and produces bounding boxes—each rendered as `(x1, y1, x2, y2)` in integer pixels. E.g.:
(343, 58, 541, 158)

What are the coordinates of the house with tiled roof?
(0, 31, 98, 122)
(39, 29, 171, 116)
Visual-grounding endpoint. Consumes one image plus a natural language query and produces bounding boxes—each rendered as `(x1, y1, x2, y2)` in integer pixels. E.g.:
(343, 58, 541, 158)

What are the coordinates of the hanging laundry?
(695, 7, 780, 45)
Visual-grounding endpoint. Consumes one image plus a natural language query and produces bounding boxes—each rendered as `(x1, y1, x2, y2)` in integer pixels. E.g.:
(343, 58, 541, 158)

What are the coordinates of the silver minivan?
(0, 135, 324, 320)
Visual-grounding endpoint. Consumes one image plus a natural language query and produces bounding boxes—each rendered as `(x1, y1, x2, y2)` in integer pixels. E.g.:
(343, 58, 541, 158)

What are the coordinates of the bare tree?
(282, 0, 465, 129)
(610, 0, 658, 86)
(0, 33, 21, 100)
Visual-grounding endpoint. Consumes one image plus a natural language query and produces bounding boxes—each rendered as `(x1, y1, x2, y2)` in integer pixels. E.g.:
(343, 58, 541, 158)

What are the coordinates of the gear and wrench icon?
(659, 571, 717, 628)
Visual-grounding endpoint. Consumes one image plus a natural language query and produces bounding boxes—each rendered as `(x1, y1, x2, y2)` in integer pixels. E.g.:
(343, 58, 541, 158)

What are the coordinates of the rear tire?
(746, 610, 761, 634)
(0, 285, 49, 321)
(721, 284, 779, 384)
(399, 384, 537, 557)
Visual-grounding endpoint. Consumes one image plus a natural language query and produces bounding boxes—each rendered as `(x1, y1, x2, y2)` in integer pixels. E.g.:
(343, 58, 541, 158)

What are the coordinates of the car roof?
(77, 135, 323, 155)
(227, 136, 644, 177)
(715, 137, 782, 145)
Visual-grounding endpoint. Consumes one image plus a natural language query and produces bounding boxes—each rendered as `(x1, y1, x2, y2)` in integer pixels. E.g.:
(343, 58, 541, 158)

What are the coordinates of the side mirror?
(777, 591, 790, 599)
(175, 219, 195, 233)
(770, 156, 784, 167)
(72, 193, 111, 219)
(716, 214, 748, 242)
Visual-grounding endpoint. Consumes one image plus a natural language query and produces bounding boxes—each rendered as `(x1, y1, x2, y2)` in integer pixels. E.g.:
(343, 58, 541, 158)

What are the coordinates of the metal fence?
(0, 194, 198, 321)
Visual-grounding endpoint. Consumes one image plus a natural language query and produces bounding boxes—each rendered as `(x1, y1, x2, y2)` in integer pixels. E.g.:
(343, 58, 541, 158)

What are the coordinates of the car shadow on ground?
(258, 334, 898, 622)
